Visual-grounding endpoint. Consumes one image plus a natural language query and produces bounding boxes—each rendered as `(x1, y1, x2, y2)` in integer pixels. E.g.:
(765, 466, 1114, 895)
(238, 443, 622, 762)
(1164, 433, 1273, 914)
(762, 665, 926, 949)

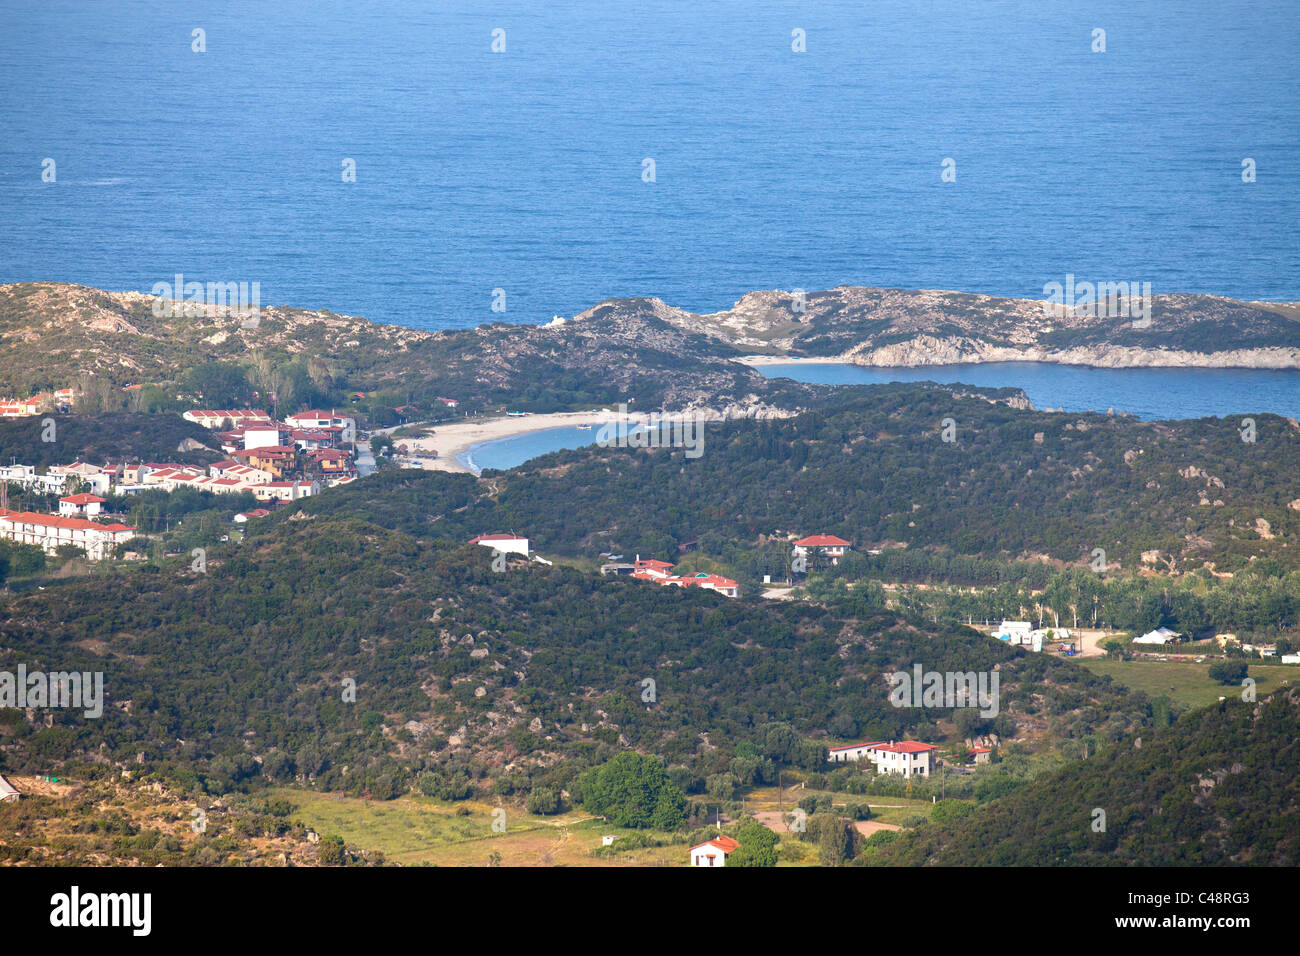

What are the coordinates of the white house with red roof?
(285, 411, 357, 443)
(827, 740, 936, 777)
(634, 556, 676, 579)
(183, 409, 272, 430)
(58, 493, 106, 517)
(469, 534, 530, 557)
(792, 534, 852, 564)
(629, 558, 739, 598)
(0, 510, 135, 560)
(0, 398, 40, 418)
(689, 835, 740, 867)
(234, 508, 272, 523)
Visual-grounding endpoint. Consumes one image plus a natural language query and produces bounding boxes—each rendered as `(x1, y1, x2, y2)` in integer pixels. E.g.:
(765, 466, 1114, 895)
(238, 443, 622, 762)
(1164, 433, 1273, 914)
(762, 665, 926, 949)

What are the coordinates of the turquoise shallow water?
(1, 0, 1296, 329)
(456, 363, 1300, 472)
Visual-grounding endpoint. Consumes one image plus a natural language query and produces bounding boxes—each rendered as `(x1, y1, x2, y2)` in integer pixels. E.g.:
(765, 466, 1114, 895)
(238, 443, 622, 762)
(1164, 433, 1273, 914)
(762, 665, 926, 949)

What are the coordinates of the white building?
(469, 534, 530, 557)
(0, 510, 135, 560)
(1133, 626, 1180, 645)
(58, 493, 106, 517)
(995, 621, 1033, 645)
(826, 740, 936, 777)
(251, 480, 319, 502)
(792, 534, 852, 564)
(285, 410, 357, 444)
(828, 742, 876, 763)
(243, 424, 288, 450)
(689, 835, 739, 867)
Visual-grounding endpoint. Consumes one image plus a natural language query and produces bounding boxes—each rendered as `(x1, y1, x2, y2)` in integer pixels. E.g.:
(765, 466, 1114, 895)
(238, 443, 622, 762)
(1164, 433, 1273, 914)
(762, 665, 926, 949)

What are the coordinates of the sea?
(2, 0, 1298, 472)
(1, 0, 1296, 328)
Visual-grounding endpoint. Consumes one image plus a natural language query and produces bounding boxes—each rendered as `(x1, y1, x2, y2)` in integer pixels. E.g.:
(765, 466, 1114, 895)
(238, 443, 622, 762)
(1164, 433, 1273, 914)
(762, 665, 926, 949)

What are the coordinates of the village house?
(634, 557, 675, 579)
(792, 534, 853, 564)
(233, 446, 296, 477)
(827, 742, 877, 763)
(182, 409, 272, 430)
(233, 508, 272, 523)
(49, 463, 111, 496)
(0, 398, 40, 418)
(290, 428, 339, 451)
(0, 510, 135, 560)
(209, 461, 274, 485)
(306, 448, 354, 475)
(243, 423, 289, 450)
(251, 480, 319, 502)
(285, 410, 357, 443)
(627, 557, 739, 598)
(689, 835, 739, 867)
(970, 746, 993, 765)
(58, 493, 106, 517)
(0, 464, 38, 486)
(825, 740, 937, 777)
(469, 534, 530, 556)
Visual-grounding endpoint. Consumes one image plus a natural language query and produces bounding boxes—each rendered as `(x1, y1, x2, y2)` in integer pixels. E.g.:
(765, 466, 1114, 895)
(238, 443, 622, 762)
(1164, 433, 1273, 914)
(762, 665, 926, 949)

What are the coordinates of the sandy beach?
(389, 410, 625, 474)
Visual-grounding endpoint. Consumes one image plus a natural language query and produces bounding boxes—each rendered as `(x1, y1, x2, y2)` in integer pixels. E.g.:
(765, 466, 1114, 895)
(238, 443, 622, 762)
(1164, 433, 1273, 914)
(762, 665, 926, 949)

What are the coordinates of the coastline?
(391, 410, 626, 475)
(736, 347, 1300, 371)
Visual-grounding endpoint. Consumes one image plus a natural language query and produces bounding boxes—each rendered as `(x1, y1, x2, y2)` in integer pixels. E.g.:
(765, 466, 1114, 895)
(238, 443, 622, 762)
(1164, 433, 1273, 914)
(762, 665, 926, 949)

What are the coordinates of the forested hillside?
(0, 512, 1151, 799)
(866, 690, 1300, 866)
(299, 385, 1300, 574)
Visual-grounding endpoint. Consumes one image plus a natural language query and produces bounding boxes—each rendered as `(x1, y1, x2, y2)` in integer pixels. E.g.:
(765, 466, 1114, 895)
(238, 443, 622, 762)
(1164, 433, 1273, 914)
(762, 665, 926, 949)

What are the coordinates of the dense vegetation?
(297, 386, 1300, 580)
(0, 510, 1153, 804)
(0, 413, 219, 469)
(866, 691, 1300, 866)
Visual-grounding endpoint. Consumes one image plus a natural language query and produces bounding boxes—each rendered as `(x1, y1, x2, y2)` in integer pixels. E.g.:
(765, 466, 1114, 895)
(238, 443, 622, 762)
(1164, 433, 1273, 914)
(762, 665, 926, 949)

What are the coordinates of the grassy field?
(267, 788, 690, 866)
(267, 778, 974, 867)
(739, 785, 957, 826)
(1079, 659, 1297, 709)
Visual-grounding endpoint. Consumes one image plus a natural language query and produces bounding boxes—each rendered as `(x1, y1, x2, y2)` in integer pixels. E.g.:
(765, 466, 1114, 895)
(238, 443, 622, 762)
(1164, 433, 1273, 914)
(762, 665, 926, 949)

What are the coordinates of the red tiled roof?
(0, 511, 133, 533)
(696, 574, 738, 589)
(59, 493, 106, 504)
(690, 836, 740, 854)
(872, 741, 937, 754)
(469, 534, 526, 543)
(794, 535, 852, 547)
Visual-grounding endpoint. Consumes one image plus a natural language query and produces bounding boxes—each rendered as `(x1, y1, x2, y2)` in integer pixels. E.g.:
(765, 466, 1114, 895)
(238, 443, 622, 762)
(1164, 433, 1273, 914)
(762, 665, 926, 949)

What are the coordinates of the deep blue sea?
(756, 363, 1300, 422)
(1, 0, 1297, 331)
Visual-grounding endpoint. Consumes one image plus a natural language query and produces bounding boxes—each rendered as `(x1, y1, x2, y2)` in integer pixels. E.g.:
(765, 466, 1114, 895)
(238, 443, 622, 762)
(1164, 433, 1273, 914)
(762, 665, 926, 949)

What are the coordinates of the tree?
(727, 818, 778, 867)
(579, 752, 686, 830)
(817, 815, 853, 866)
(318, 834, 346, 866)
(182, 362, 252, 408)
(526, 786, 562, 815)
(1208, 661, 1248, 685)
